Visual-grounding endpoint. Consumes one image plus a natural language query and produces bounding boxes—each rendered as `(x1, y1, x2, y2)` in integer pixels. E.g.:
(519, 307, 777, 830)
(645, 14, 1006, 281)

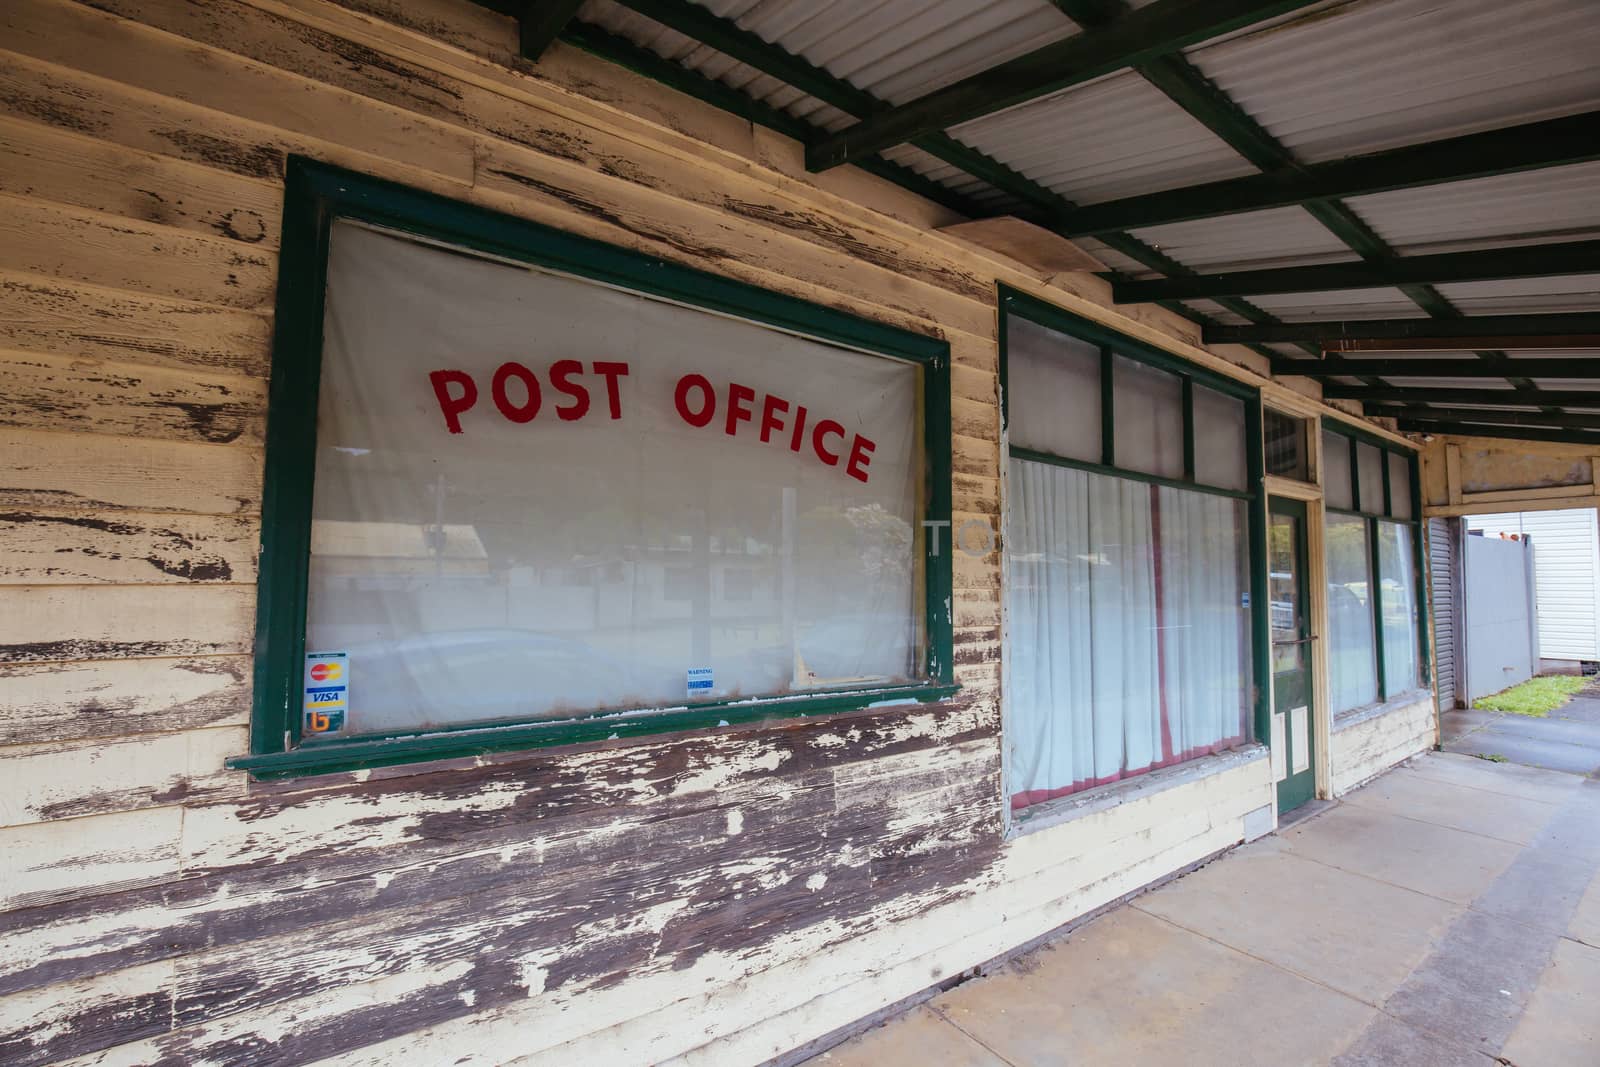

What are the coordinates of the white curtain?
(1007, 460, 1249, 808)
(1158, 487, 1251, 761)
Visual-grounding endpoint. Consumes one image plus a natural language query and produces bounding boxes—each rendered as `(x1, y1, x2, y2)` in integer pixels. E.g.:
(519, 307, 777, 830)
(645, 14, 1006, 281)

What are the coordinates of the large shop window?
(235, 160, 953, 777)
(1322, 425, 1426, 715)
(1002, 292, 1261, 811)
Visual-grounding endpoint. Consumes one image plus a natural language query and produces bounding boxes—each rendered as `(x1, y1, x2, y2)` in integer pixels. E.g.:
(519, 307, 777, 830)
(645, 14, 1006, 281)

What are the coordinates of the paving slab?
(1339, 767, 1560, 846)
(1440, 726, 1600, 777)
(811, 1006, 1006, 1067)
(1403, 750, 1585, 806)
(1134, 841, 1459, 1005)
(1499, 937, 1600, 1067)
(1277, 803, 1522, 904)
(1331, 1013, 1498, 1067)
(1571, 869, 1600, 949)
(929, 907, 1375, 1067)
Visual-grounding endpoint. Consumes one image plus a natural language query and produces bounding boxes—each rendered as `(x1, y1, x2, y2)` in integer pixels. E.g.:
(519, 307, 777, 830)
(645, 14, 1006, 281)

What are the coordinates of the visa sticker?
(304, 652, 348, 734)
(687, 666, 714, 698)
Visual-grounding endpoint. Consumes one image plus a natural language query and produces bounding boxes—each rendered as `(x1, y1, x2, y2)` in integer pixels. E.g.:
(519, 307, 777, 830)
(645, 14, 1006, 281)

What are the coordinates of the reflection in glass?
(1326, 513, 1378, 710)
(1378, 522, 1420, 693)
(304, 222, 923, 736)
(1269, 514, 1301, 673)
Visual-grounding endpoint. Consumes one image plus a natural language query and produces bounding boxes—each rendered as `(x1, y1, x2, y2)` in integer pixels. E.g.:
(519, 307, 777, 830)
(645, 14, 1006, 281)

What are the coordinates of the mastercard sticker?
(304, 651, 349, 734)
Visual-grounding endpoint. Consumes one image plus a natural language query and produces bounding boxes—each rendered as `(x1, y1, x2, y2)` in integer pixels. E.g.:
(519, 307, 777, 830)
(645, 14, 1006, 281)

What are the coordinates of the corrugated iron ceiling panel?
(1185, 0, 1600, 164)
(949, 71, 1258, 206)
(1345, 162, 1600, 257)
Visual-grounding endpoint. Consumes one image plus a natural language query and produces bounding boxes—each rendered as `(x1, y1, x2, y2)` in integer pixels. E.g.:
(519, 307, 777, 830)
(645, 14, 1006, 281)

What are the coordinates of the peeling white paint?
(725, 809, 743, 836)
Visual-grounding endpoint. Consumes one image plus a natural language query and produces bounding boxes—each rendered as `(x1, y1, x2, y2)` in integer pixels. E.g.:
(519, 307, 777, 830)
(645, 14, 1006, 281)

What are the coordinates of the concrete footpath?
(807, 750, 1600, 1066)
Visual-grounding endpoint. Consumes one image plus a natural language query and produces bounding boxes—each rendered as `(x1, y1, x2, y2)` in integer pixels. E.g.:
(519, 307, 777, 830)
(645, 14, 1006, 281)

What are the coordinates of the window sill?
(227, 682, 961, 780)
(1008, 744, 1268, 839)
(1331, 688, 1434, 733)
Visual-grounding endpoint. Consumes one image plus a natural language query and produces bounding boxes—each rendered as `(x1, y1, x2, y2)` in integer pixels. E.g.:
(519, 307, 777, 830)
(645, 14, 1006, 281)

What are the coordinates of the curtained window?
(1003, 300, 1256, 810)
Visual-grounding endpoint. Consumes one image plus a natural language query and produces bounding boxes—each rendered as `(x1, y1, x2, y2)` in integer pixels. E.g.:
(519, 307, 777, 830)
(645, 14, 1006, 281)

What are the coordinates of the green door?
(1270, 498, 1316, 814)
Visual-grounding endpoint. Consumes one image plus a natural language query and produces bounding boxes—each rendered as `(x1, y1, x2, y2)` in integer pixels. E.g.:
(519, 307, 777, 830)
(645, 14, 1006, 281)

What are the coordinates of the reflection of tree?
(797, 503, 912, 615)
(1325, 516, 1370, 601)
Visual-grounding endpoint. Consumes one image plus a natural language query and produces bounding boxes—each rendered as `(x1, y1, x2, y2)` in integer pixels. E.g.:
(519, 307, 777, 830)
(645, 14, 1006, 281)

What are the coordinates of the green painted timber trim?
(1326, 385, 1600, 407)
(230, 683, 962, 779)
(805, 0, 1325, 170)
(1364, 406, 1600, 430)
(1273, 357, 1600, 380)
(1115, 240, 1600, 303)
(1056, 112, 1600, 237)
(1207, 312, 1600, 346)
(1392, 420, 1600, 447)
(243, 156, 957, 777)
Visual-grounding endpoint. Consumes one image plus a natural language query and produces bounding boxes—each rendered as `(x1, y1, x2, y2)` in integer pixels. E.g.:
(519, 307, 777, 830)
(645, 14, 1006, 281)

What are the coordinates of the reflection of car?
(335, 629, 639, 734)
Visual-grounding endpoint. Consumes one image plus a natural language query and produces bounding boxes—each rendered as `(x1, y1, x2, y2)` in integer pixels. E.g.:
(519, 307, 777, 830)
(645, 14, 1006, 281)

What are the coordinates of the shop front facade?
(4, 1, 1570, 1062)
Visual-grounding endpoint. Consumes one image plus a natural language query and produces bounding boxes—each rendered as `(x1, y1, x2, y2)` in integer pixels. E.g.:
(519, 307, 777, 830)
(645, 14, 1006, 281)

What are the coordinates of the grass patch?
(1472, 674, 1587, 717)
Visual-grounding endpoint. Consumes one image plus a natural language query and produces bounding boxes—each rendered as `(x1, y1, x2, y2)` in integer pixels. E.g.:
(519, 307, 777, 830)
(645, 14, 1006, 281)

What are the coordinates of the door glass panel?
(1269, 513, 1302, 672)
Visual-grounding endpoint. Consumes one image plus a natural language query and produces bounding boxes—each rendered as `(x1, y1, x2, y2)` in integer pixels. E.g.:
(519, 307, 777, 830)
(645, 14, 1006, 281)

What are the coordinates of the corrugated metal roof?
(1243, 288, 1425, 320)
(1346, 161, 1600, 257)
(566, 0, 1600, 402)
(949, 71, 1258, 206)
(1432, 274, 1600, 315)
(1185, 0, 1600, 164)
(1125, 206, 1356, 272)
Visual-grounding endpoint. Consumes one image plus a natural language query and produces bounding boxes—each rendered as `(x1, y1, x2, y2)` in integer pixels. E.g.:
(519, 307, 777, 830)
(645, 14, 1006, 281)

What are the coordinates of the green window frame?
(1322, 419, 1431, 708)
(231, 157, 955, 779)
(997, 285, 1271, 747)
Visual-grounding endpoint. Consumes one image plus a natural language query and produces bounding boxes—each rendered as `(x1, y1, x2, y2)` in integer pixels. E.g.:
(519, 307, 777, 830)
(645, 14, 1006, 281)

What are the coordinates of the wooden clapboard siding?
(0, 657, 251, 747)
(0, 0, 1306, 1063)
(0, 271, 273, 378)
(1328, 697, 1436, 796)
(0, 428, 263, 515)
(0, 114, 282, 248)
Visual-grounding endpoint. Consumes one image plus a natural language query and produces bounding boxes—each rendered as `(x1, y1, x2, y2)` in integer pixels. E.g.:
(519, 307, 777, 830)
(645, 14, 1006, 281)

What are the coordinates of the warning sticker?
(686, 666, 714, 699)
(304, 652, 349, 734)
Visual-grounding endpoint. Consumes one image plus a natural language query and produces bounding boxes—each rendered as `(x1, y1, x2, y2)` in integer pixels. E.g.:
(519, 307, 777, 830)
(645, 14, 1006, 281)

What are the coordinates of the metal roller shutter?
(1429, 517, 1461, 709)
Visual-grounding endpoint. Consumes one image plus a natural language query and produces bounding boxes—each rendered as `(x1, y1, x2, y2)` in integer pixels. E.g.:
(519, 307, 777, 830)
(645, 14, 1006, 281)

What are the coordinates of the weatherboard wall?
(0, 0, 1422, 1062)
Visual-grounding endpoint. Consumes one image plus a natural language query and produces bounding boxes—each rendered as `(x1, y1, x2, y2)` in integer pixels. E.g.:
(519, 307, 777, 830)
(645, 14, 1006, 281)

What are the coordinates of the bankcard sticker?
(687, 666, 714, 699)
(304, 652, 348, 734)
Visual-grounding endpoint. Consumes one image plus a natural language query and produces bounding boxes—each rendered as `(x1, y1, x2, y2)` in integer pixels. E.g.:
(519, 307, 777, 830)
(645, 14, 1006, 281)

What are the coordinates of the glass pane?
(1388, 451, 1414, 519)
(1193, 384, 1247, 491)
(1113, 354, 1184, 478)
(1357, 441, 1384, 514)
(1005, 461, 1250, 809)
(304, 222, 922, 738)
(1326, 514, 1378, 711)
(1323, 429, 1353, 510)
(1269, 514, 1301, 673)
(1378, 522, 1421, 694)
(1264, 408, 1309, 481)
(1006, 316, 1101, 462)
